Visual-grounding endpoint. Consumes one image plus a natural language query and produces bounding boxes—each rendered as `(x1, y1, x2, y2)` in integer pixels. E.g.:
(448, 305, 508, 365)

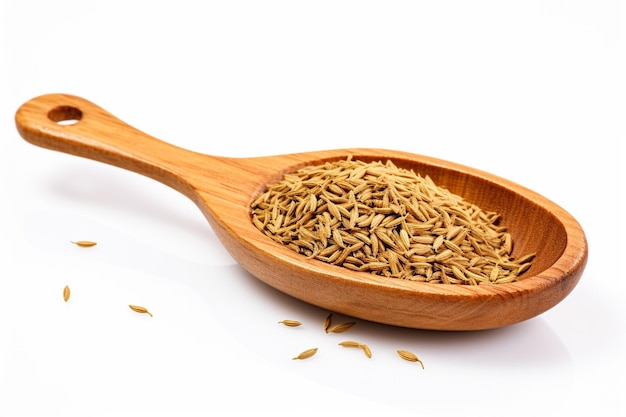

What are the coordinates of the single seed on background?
(338, 341, 372, 358)
(338, 340, 361, 348)
(63, 285, 70, 302)
(129, 304, 153, 317)
(360, 344, 372, 358)
(323, 313, 333, 333)
(71, 240, 97, 247)
(327, 322, 356, 333)
(278, 320, 302, 327)
(293, 348, 318, 360)
(397, 349, 424, 369)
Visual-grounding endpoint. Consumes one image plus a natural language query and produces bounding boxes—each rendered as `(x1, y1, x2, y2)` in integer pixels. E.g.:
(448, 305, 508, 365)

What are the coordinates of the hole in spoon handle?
(15, 93, 200, 195)
(47, 104, 83, 125)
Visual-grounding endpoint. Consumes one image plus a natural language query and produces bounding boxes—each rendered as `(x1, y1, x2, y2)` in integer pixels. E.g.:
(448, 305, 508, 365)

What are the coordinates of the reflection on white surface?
(207, 266, 574, 413)
(20, 206, 574, 416)
(26, 161, 234, 264)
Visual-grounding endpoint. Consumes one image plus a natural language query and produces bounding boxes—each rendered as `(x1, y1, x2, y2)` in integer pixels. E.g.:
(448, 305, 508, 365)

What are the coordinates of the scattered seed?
(397, 349, 424, 369)
(129, 304, 153, 317)
(327, 322, 356, 333)
(338, 340, 372, 358)
(71, 240, 97, 247)
(338, 340, 362, 348)
(293, 348, 318, 360)
(360, 344, 372, 358)
(278, 320, 302, 327)
(63, 285, 70, 302)
(323, 313, 333, 333)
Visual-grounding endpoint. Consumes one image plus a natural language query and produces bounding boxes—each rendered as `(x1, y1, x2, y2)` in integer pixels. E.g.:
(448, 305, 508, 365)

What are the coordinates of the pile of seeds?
(251, 158, 535, 284)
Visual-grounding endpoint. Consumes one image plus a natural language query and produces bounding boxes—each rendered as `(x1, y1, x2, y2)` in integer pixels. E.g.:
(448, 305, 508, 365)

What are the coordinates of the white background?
(1, 1, 624, 416)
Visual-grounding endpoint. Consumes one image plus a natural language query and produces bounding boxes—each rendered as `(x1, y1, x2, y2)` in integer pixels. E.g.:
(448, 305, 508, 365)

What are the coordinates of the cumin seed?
(338, 341, 372, 358)
(293, 348, 318, 360)
(327, 322, 356, 333)
(323, 313, 333, 333)
(338, 340, 361, 348)
(71, 240, 97, 247)
(129, 304, 153, 317)
(278, 319, 302, 327)
(251, 158, 535, 285)
(397, 349, 425, 369)
(360, 343, 372, 358)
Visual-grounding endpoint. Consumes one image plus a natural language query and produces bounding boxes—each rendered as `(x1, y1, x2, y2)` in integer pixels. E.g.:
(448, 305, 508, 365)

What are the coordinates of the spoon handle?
(14, 93, 214, 198)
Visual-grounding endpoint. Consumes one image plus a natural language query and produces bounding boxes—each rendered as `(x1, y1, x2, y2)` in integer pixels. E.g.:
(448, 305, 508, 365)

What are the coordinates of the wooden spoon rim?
(219, 149, 586, 298)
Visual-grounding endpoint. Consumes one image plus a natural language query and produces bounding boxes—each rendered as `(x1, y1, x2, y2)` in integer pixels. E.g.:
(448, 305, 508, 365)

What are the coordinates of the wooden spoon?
(15, 93, 588, 331)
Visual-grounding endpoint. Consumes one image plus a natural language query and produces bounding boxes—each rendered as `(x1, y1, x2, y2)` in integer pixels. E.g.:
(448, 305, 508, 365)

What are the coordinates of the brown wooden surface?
(15, 93, 588, 330)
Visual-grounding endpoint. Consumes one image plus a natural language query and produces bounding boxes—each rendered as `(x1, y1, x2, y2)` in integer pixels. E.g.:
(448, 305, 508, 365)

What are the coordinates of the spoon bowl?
(15, 94, 588, 330)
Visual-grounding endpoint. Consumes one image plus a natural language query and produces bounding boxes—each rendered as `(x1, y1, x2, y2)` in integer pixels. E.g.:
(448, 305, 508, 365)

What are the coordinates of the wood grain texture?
(15, 94, 588, 330)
